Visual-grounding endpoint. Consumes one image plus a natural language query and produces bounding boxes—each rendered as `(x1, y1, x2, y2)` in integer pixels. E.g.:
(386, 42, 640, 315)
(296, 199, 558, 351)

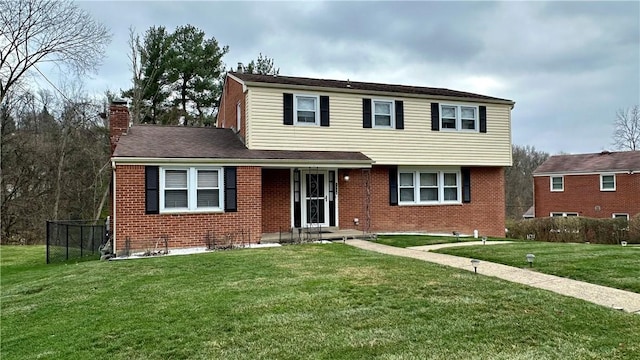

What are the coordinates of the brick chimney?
(109, 100, 130, 155)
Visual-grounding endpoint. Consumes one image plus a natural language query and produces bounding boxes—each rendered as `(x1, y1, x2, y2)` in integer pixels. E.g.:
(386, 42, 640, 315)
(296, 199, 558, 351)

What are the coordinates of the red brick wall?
(114, 165, 262, 254)
(218, 76, 246, 141)
(534, 173, 640, 218)
(109, 102, 129, 154)
(261, 168, 291, 233)
(338, 166, 506, 237)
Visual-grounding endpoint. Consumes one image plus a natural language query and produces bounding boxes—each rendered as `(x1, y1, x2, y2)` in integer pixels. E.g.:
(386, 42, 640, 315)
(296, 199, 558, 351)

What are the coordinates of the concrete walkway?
(345, 239, 640, 314)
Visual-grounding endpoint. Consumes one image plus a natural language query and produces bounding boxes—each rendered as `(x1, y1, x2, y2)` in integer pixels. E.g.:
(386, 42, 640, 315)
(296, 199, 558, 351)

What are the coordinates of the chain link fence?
(46, 220, 108, 264)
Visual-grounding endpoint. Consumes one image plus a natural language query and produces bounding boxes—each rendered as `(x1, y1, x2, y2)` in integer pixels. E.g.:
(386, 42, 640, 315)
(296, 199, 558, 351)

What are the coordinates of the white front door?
(301, 170, 330, 227)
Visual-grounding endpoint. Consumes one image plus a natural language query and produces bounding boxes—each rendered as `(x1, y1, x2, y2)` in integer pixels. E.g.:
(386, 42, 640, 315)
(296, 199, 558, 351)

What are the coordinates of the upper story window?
(550, 176, 564, 191)
(294, 95, 319, 125)
(440, 104, 478, 131)
(398, 168, 461, 205)
(160, 167, 223, 213)
(600, 174, 615, 191)
(373, 100, 394, 128)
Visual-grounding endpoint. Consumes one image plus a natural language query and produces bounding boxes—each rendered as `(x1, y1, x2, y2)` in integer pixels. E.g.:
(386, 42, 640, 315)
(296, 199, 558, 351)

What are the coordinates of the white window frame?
(440, 104, 479, 132)
(398, 167, 461, 205)
(236, 101, 241, 131)
(294, 94, 320, 126)
(550, 176, 564, 192)
(612, 213, 629, 220)
(372, 99, 395, 129)
(550, 212, 579, 217)
(159, 167, 224, 213)
(600, 174, 616, 191)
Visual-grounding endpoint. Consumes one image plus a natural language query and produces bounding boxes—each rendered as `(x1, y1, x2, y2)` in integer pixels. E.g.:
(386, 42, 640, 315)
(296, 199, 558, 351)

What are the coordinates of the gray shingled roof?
(231, 72, 514, 104)
(533, 151, 640, 175)
(113, 125, 371, 162)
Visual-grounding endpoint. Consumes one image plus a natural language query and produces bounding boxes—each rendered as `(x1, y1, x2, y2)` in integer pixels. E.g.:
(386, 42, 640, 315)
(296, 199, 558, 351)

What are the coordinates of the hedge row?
(506, 214, 640, 244)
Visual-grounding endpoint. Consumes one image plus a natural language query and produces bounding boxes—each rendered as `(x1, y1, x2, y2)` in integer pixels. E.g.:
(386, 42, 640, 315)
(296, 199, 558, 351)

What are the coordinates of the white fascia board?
(227, 73, 248, 92)
(111, 157, 373, 169)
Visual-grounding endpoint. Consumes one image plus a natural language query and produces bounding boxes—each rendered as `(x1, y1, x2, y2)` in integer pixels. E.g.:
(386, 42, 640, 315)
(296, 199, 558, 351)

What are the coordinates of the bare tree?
(612, 105, 640, 151)
(0, 0, 111, 103)
(505, 145, 549, 219)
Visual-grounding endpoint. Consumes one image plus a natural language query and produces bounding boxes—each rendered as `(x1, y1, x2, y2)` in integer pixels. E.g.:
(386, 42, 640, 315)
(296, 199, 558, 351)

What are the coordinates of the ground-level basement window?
(551, 212, 579, 217)
(160, 167, 223, 213)
(398, 168, 461, 205)
(612, 213, 629, 220)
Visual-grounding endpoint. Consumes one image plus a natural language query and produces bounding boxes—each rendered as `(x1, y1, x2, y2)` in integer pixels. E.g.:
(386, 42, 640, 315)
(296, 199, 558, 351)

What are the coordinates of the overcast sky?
(66, 1, 639, 155)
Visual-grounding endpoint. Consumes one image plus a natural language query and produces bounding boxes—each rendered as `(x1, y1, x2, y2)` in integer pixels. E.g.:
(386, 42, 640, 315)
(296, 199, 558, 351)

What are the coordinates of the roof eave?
(111, 156, 374, 169)
(242, 80, 515, 106)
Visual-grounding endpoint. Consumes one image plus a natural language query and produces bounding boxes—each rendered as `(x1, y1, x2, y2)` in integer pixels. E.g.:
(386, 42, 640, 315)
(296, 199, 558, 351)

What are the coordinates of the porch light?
(526, 253, 535, 267)
(470, 259, 480, 273)
(343, 171, 350, 182)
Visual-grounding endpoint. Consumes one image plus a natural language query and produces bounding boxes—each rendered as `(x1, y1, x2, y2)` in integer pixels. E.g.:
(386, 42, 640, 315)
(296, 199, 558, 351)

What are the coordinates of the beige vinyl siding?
(246, 87, 512, 166)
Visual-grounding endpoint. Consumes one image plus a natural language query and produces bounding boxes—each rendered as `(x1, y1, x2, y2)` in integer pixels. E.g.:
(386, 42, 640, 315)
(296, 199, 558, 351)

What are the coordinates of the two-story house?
(109, 72, 514, 254)
(532, 151, 640, 219)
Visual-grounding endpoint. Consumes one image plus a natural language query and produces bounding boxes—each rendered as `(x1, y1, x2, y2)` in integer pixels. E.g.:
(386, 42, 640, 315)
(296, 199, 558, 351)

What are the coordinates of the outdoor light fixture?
(621, 241, 628, 247)
(343, 171, 350, 182)
(470, 259, 480, 273)
(482, 236, 487, 245)
(526, 253, 535, 267)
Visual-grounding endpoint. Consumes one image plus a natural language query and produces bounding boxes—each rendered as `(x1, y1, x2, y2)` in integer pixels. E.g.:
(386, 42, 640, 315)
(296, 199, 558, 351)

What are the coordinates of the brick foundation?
(114, 165, 262, 254)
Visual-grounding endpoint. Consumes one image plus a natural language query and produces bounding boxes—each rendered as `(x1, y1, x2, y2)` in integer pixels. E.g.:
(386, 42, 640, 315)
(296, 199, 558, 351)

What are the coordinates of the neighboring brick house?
(110, 72, 515, 254)
(532, 151, 640, 219)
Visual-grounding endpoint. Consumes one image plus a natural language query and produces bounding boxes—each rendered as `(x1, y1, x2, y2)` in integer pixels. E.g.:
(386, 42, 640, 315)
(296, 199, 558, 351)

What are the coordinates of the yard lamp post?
(526, 253, 535, 267)
(470, 259, 480, 273)
(482, 236, 487, 245)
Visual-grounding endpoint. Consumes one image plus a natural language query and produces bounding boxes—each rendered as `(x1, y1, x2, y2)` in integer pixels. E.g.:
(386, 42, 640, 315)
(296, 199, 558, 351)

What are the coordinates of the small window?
(372, 100, 394, 128)
(398, 172, 415, 202)
(294, 95, 319, 125)
(440, 104, 478, 131)
(419, 173, 438, 202)
(551, 212, 578, 217)
(443, 173, 459, 201)
(196, 170, 220, 208)
(164, 170, 188, 209)
(550, 176, 564, 191)
(613, 213, 629, 220)
(236, 102, 241, 130)
(600, 174, 615, 191)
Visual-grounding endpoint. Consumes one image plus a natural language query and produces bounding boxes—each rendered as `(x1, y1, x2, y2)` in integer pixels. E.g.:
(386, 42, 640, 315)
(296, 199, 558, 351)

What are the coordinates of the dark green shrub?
(507, 216, 633, 244)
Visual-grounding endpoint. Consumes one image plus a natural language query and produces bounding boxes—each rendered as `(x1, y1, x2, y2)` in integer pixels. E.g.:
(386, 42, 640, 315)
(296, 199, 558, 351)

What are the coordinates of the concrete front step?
(261, 229, 373, 244)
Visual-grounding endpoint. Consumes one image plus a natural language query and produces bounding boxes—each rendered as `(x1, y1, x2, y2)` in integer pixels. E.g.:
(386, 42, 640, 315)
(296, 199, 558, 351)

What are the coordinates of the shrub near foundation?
(507, 216, 638, 244)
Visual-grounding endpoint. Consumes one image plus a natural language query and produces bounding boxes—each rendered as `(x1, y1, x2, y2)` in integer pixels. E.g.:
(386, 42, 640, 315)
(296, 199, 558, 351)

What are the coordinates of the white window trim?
(293, 94, 320, 126)
(159, 167, 224, 214)
(398, 167, 461, 205)
(236, 101, 241, 131)
(612, 213, 629, 220)
(440, 104, 479, 132)
(600, 174, 616, 191)
(372, 99, 395, 129)
(550, 176, 564, 192)
(550, 212, 579, 217)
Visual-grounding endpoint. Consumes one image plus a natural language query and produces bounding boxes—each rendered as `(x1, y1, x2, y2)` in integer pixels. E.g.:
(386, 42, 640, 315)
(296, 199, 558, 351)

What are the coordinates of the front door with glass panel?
(302, 171, 330, 227)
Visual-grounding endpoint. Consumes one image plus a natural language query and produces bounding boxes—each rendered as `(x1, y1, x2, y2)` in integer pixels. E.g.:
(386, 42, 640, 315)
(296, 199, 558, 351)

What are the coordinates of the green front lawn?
(373, 234, 487, 248)
(435, 242, 640, 293)
(2, 244, 640, 359)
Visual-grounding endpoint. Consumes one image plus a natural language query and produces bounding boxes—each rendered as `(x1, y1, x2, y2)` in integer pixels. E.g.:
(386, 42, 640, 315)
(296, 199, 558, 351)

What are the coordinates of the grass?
(2, 244, 640, 359)
(372, 234, 491, 248)
(435, 241, 640, 293)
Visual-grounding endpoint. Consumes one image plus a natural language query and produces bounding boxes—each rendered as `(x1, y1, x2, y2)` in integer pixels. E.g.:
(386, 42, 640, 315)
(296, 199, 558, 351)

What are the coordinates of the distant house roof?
(230, 72, 514, 105)
(112, 125, 372, 166)
(533, 151, 640, 175)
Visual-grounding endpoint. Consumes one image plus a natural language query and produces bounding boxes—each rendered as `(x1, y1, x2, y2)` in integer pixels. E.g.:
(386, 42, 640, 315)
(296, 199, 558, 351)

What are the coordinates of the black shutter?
(431, 103, 440, 131)
(462, 167, 471, 203)
(224, 167, 237, 212)
(320, 96, 330, 127)
(283, 93, 293, 125)
(363, 98, 372, 128)
(479, 106, 487, 133)
(145, 166, 159, 214)
(389, 166, 398, 206)
(395, 100, 404, 129)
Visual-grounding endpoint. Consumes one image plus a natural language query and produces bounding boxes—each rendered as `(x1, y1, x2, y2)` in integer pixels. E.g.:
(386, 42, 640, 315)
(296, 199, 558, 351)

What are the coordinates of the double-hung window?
(600, 174, 615, 191)
(550, 176, 564, 191)
(398, 168, 461, 205)
(373, 100, 394, 128)
(440, 104, 478, 131)
(161, 167, 223, 212)
(294, 95, 319, 125)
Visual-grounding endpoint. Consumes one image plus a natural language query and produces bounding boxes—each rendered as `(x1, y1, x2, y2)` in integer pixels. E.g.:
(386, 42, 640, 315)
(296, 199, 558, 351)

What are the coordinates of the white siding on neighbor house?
(246, 86, 512, 166)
